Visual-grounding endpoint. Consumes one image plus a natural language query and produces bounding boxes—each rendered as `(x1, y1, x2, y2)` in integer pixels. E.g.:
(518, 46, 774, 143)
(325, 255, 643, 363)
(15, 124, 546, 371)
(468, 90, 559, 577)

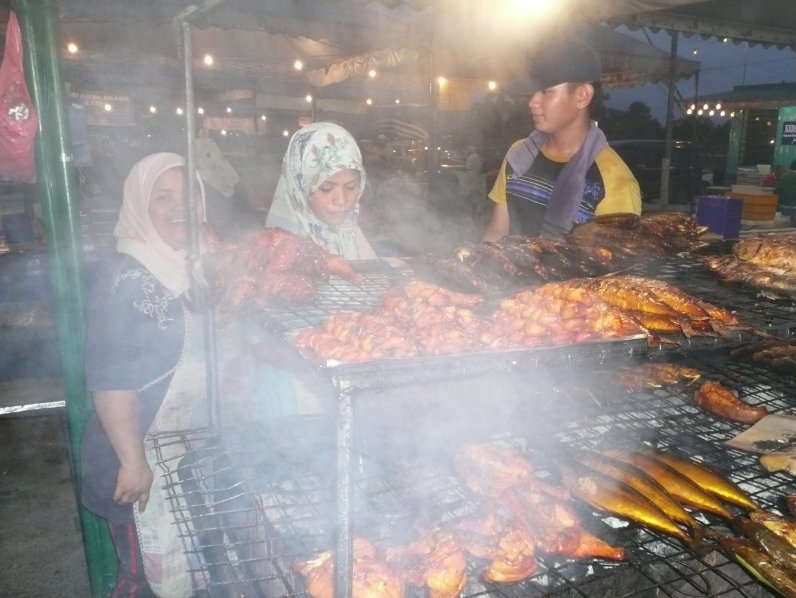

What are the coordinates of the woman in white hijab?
(266, 121, 377, 260)
(81, 153, 212, 597)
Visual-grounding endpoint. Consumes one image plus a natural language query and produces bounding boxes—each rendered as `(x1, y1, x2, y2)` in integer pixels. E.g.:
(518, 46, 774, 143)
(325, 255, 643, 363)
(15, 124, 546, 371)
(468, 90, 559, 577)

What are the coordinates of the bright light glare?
(149, 105, 157, 114)
(176, 107, 184, 116)
(197, 107, 204, 115)
(510, 0, 554, 14)
(305, 94, 313, 103)
(226, 106, 232, 113)
(67, 42, 78, 54)
(203, 54, 214, 66)
(260, 114, 267, 121)
(703, 104, 709, 110)
(395, 98, 400, 104)
(437, 76, 447, 86)
(720, 110, 726, 117)
(365, 98, 373, 105)
(221, 129, 227, 136)
(282, 129, 290, 137)
(488, 81, 497, 91)
(294, 60, 303, 71)
(104, 103, 112, 112)
(715, 103, 722, 110)
(368, 69, 377, 78)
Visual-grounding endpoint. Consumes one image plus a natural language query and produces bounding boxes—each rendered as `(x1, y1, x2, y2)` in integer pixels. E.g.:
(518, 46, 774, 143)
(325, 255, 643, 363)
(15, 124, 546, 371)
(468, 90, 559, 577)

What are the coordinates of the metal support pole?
(12, 0, 117, 595)
(660, 30, 678, 207)
(334, 380, 354, 597)
(179, 15, 220, 427)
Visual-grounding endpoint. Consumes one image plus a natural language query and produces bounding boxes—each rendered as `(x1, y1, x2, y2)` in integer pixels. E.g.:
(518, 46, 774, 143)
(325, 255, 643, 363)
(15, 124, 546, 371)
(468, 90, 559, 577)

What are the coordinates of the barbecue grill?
(153, 255, 794, 597)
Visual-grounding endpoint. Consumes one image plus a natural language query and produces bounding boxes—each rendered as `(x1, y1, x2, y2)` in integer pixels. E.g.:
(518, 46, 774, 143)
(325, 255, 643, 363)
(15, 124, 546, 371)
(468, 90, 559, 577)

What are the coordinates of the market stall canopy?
(605, 0, 796, 50)
(54, 0, 700, 112)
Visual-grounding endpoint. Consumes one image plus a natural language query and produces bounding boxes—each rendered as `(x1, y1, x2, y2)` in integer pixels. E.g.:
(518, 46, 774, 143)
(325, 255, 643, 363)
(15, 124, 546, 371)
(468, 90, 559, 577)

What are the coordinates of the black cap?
(512, 39, 602, 96)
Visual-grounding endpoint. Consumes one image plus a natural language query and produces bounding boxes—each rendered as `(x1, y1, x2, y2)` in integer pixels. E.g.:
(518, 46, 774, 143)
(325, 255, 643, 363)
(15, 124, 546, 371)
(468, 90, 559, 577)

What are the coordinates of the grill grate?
(152, 250, 795, 597)
(154, 352, 794, 597)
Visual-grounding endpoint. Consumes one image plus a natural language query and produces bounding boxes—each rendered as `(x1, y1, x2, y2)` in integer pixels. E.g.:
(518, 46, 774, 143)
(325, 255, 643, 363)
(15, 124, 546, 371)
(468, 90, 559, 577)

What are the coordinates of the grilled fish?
(639, 448, 758, 510)
(719, 536, 796, 597)
(749, 511, 796, 551)
(574, 449, 704, 534)
(693, 380, 769, 425)
(556, 459, 695, 547)
(735, 516, 796, 573)
(601, 449, 733, 520)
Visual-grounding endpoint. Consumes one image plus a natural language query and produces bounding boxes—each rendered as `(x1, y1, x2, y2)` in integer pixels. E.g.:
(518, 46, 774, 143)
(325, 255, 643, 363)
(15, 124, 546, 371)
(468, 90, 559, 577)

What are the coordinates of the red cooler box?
(695, 195, 743, 239)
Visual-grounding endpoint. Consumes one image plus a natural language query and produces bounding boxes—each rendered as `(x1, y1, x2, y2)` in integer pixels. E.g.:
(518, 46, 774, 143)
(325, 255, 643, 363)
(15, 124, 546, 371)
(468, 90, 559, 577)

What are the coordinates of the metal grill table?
(157, 257, 795, 597)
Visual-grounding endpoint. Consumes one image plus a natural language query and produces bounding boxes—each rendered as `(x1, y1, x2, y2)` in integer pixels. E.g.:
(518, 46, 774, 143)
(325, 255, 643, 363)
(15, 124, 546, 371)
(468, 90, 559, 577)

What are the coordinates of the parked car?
(609, 139, 708, 204)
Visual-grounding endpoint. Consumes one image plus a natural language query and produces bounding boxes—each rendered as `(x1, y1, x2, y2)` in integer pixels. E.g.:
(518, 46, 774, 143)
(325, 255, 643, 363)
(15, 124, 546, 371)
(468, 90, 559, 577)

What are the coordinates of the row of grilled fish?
(703, 235, 796, 297)
(412, 213, 710, 295)
(554, 445, 758, 552)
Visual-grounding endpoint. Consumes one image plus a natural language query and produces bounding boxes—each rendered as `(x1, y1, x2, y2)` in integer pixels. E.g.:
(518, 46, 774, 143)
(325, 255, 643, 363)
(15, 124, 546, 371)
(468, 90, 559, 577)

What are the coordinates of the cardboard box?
(696, 195, 743, 239)
(727, 192, 778, 221)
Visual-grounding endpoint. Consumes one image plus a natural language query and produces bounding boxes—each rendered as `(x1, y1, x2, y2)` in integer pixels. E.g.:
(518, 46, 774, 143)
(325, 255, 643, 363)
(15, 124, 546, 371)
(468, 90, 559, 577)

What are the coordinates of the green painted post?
(12, 0, 117, 595)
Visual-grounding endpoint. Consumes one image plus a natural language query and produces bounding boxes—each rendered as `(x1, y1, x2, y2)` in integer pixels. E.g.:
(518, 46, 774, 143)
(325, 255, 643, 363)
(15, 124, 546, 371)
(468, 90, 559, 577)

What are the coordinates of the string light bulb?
(368, 69, 377, 78)
(488, 81, 497, 91)
(203, 54, 214, 66)
(149, 105, 157, 114)
(67, 42, 78, 54)
(294, 60, 303, 71)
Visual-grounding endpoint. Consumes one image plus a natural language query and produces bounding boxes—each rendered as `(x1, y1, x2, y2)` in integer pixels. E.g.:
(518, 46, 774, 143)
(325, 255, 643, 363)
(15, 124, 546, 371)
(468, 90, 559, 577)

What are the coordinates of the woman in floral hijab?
(266, 121, 376, 259)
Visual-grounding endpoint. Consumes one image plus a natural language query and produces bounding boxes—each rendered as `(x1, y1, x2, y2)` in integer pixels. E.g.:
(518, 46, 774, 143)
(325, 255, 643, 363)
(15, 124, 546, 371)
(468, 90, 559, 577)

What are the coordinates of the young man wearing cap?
(482, 40, 641, 241)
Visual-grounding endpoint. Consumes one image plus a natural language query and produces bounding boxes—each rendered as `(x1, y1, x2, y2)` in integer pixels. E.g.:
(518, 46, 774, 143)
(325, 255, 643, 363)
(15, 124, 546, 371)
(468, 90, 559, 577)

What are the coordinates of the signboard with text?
(782, 121, 796, 145)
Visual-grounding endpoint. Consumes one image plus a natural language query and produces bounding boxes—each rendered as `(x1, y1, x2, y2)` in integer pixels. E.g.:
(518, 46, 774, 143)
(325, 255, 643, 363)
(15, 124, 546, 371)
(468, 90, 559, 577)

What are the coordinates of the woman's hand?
(114, 459, 154, 512)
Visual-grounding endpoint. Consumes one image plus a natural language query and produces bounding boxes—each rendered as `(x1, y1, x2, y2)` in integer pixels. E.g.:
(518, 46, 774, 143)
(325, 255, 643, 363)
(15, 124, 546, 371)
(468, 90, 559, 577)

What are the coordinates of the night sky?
(605, 26, 796, 124)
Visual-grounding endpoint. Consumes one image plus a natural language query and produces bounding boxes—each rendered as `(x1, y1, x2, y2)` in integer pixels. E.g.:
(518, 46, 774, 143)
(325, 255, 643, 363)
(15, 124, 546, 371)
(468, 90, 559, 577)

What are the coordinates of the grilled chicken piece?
(296, 538, 404, 598)
(453, 442, 534, 498)
(385, 529, 467, 598)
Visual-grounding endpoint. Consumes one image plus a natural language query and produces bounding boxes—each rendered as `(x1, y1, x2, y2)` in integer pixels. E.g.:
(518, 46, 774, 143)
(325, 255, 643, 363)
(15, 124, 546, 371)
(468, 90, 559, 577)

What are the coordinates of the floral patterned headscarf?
(266, 122, 376, 260)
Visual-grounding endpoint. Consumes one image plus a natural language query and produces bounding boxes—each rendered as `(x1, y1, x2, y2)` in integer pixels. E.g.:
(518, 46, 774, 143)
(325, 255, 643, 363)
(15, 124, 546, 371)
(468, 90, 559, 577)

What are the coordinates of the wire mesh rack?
(152, 347, 795, 597)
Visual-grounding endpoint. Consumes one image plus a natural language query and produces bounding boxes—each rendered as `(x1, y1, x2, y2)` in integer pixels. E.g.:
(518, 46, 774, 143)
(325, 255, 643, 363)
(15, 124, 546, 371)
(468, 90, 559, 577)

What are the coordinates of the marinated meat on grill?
(504, 485, 627, 561)
(613, 363, 702, 392)
(693, 380, 769, 424)
(294, 311, 417, 362)
(385, 528, 467, 598)
(453, 442, 535, 498)
(296, 538, 404, 598)
(205, 227, 361, 311)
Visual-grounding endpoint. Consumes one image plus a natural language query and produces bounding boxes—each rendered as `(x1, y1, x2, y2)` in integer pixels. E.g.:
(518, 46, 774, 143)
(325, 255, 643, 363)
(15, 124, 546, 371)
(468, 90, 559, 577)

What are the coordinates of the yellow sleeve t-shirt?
(488, 141, 641, 237)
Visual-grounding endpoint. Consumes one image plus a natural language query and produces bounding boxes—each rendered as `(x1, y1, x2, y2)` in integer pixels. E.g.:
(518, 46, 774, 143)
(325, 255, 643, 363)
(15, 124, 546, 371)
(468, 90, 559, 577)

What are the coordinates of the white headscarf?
(266, 122, 376, 260)
(114, 152, 206, 297)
